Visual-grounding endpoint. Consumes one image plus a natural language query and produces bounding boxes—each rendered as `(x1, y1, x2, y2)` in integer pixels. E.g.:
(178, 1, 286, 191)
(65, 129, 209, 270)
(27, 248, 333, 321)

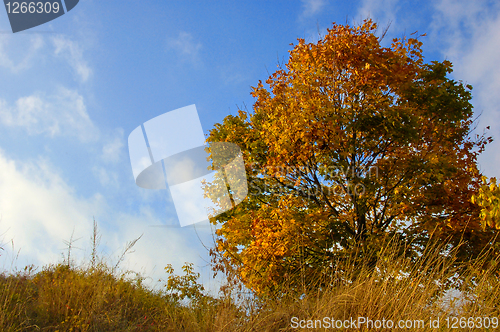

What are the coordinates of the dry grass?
(0, 235, 498, 331)
(241, 240, 500, 331)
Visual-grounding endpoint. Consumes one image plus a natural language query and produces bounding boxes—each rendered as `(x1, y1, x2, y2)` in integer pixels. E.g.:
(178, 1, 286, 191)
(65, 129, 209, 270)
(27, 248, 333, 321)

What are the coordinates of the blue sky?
(0, 0, 499, 291)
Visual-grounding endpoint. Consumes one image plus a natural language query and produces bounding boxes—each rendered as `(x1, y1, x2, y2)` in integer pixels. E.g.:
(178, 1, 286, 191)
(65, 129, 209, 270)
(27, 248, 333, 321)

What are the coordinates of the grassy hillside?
(0, 236, 499, 331)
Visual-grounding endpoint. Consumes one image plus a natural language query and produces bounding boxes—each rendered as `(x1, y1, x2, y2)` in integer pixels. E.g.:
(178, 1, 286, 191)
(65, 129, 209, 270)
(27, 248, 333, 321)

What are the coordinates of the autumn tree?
(206, 20, 494, 296)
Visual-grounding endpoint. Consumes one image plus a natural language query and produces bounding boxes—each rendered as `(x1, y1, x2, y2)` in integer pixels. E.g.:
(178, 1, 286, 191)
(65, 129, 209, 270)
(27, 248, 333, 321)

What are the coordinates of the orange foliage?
(206, 20, 494, 296)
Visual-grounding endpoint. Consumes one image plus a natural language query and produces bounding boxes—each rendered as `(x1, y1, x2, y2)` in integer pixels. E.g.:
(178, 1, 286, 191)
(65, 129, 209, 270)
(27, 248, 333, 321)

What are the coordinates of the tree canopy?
(206, 19, 495, 296)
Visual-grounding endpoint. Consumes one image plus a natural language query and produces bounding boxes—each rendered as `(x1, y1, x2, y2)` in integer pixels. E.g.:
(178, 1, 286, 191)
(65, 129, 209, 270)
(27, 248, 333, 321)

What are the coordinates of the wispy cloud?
(357, 0, 399, 30)
(166, 31, 202, 65)
(0, 34, 44, 73)
(93, 128, 125, 187)
(52, 36, 92, 83)
(0, 34, 91, 82)
(300, 0, 326, 17)
(431, 0, 500, 178)
(430, 0, 486, 59)
(0, 87, 99, 142)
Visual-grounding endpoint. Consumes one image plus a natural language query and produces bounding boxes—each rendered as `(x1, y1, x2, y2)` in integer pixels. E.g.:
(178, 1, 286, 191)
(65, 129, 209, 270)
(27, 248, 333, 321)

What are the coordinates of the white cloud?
(0, 149, 102, 266)
(0, 34, 91, 82)
(357, 0, 399, 29)
(52, 35, 92, 82)
(102, 209, 208, 288)
(220, 63, 247, 86)
(0, 149, 212, 290)
(166, 32, 202, 65)
(0, 87, 99, 142)
(430, 0, 489, 59)
(94, 128, 124, 186)
(300, 0, 326, 17)
(0, 34, 44, 73)
(431, 0, 500, 179)
(92, 166, 119, 188)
